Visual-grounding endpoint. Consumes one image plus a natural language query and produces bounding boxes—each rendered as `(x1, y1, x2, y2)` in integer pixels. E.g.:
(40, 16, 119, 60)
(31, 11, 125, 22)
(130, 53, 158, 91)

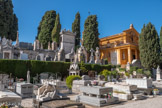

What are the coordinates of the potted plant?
(153, 89, 159, 95)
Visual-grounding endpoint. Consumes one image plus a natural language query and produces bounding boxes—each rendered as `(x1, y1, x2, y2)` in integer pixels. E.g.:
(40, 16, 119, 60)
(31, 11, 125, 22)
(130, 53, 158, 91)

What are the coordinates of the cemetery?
(0, 54, 162, 108)
(0, 1, 162, 107)
(0, 41, 161, 108)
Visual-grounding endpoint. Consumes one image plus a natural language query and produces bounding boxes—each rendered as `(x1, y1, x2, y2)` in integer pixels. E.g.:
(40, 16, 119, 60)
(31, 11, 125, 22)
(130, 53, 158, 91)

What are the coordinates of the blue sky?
(12, 0, 162, 43)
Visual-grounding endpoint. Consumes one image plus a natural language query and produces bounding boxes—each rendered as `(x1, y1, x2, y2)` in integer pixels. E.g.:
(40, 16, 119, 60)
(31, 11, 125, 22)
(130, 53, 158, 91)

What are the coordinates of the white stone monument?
(27, 70, 30, 83)
(156, 65, 162, 81)
(95, 47, 101, 64)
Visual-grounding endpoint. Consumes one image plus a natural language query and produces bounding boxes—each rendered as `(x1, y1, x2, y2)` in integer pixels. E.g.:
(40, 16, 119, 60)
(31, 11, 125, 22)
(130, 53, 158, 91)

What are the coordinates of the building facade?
(0, 29, 76, 61)
(99, 24, 139, 66)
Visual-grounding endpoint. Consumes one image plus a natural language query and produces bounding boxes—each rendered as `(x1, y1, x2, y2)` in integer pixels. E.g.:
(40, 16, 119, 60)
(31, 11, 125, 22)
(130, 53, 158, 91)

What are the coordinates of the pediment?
(3, 45, 12, 50)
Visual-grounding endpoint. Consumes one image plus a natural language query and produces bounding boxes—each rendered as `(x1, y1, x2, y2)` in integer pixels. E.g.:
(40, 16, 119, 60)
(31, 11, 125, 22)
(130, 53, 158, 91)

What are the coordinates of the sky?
(12, 0, 162, 43)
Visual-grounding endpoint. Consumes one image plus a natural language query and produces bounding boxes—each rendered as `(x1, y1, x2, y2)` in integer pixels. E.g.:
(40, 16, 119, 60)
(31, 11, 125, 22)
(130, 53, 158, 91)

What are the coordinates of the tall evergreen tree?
(37, 10, 56, 48)
(83, 15, 99, 52)
(139, 22, 160, 69)
(51, 13, 61, 45)
(160, 27, 162, 59)
(0, 0, 18, 41)
(72, 12, 80, 49)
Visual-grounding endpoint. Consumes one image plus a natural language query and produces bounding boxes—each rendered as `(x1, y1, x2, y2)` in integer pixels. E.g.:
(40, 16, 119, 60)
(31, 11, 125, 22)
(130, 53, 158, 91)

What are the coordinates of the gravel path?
(112, 96, 162, 108)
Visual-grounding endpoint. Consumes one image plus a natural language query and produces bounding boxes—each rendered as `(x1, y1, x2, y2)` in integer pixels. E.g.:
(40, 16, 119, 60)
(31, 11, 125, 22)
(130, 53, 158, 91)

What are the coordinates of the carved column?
(117, 49, 121, 64)
(135, 49, 138, 59)
(128, 47, 132, 63)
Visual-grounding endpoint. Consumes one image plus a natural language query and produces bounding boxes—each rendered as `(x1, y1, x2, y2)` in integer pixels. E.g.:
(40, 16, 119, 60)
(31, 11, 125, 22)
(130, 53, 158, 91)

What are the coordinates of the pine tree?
(72, 12, 80, 49)
(51, 13, 61, 45)
(0, 0, 18, 41)
(83, 15, 99, 52)
(139, 22, 160, 69)
(37, 10, 56, 48)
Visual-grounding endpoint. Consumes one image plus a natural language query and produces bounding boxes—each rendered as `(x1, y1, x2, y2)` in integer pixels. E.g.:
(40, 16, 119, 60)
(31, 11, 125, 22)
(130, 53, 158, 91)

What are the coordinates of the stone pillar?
(52, 42, 57, 50)
(48, 42, 51, 50)
(33, 41, 37, 51)
(117, 49, 121, 64)
(128, 47, 132, 63)
(37, 40, 40, 50)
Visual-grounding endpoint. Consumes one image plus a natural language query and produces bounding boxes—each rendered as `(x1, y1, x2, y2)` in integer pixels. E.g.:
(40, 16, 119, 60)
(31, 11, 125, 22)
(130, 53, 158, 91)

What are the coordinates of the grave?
(72, 75, 91, 93)
(126, 78, 153, 95)
(126, 78, 152, 89)
(0, 90, 22, 105)
(79, 86, 118, 107)
(105, 82, 137, 100)
(36, 84, 67, 102)
(0, 74, 9, 91)
(16, 82, 33, 98)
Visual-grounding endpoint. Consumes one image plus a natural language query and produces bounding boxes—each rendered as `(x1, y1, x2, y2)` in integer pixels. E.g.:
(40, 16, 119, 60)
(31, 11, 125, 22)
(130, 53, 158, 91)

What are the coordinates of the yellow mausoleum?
(99, 24, 140, 66)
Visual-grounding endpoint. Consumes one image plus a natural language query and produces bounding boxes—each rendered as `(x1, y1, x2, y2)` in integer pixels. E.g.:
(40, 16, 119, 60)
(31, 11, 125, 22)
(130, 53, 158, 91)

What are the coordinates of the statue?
(126, 62, 130, 71)
(156, 65, 162, 81)
(95, 47, 101, 64)
(27, 70, 30, 83)
(89, 48, 95, 64)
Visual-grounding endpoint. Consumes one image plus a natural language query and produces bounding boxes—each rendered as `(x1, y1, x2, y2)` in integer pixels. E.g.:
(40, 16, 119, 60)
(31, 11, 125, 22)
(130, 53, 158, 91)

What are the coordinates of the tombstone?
(156, 65, 162, 81)
(27, 70, 30, 83)
(89, 48, 95, 64)
(107, 75, 111, 82)
(126, 62, 130, 71)
(0, 74, 9, 91)
(95, 47, 101, 64)
(98, 75, 105, 81)
(82, 75, 90, 80)
(16, 83, 33, 98)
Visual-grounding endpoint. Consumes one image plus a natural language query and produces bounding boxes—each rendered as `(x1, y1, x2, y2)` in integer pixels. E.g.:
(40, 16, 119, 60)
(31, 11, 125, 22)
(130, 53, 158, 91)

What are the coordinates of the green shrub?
(129, 66, 138, 74)
(144, 70, 152, 77)
(125, 72, 130, 77)
(111, 70, 118, 78)
(116, 64, 121, 68)
(119, 67, 126, 72)
(66, 75, 81, 89)
(137, 69, 144, 74)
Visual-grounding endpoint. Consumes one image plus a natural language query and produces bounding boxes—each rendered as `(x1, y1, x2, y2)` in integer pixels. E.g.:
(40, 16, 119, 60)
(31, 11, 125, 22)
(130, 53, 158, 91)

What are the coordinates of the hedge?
(0, 59, 112, 79)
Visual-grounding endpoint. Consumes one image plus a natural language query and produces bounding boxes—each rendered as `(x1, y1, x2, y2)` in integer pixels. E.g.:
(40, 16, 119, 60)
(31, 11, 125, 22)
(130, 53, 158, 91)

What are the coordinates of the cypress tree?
(51, 13, 61, 45)
(160, 27, 162, 59)
(83, 15, 99, 52)
(72, 12, 80, 49)
(37, 10, 56, 48)
(139, 22, 160, 69)
(0, 0, 18, 41)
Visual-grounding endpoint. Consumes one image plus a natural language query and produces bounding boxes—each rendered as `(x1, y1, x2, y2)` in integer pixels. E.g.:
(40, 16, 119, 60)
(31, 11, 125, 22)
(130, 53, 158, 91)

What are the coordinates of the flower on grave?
(153, 89, 159, 91)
